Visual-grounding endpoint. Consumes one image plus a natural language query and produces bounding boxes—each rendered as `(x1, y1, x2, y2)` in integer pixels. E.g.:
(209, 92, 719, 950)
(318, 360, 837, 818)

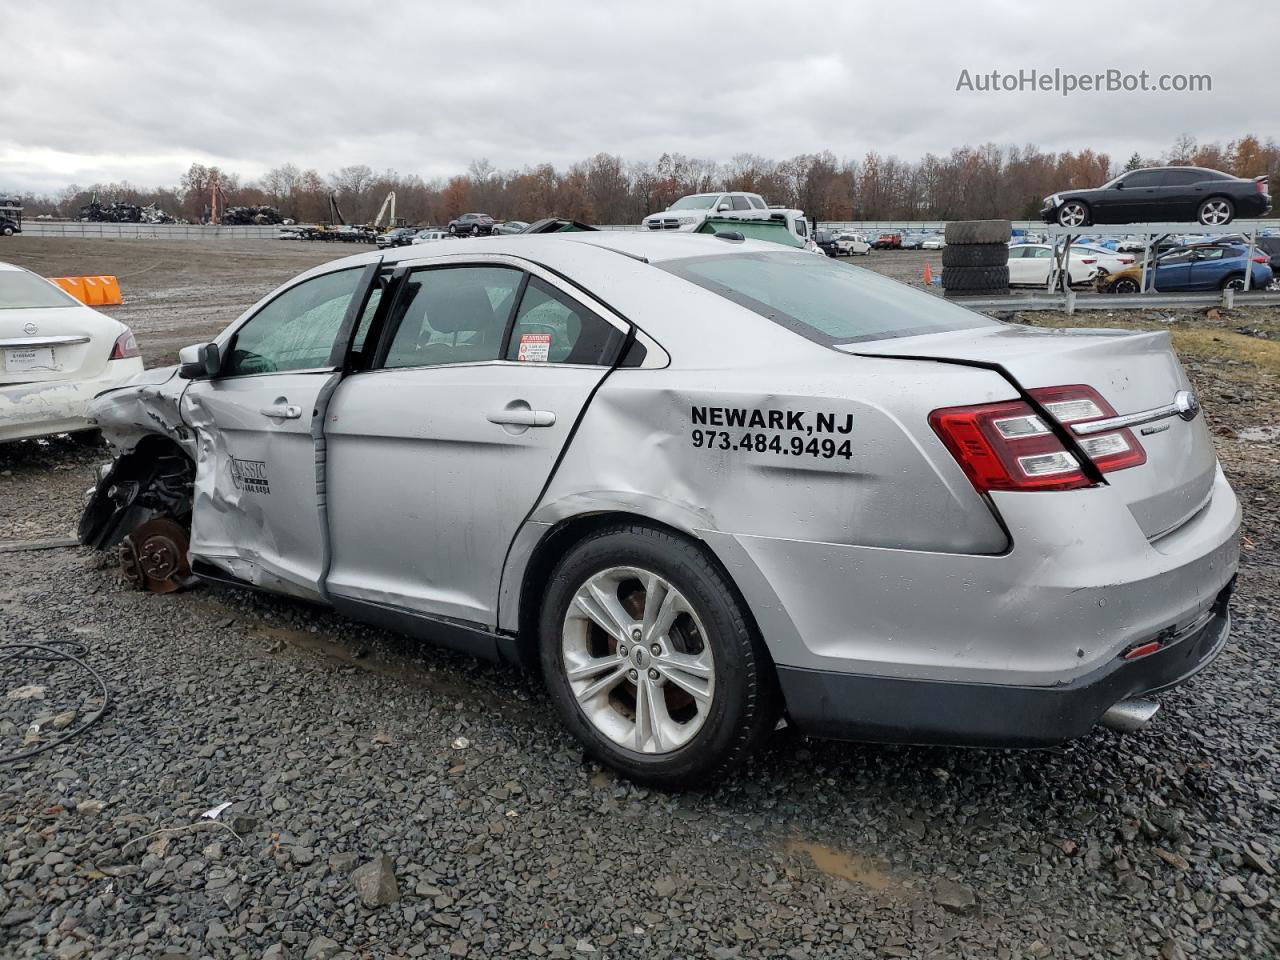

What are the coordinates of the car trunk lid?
(0, 307, 113, 385)
(843, 324, 1218, 540)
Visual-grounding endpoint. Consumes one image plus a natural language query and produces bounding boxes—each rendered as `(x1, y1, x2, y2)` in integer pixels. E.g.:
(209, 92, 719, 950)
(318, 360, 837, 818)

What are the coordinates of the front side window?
(659, 252, 997, 345)
(505, 277, 624, 365)
(1121, 171, 1163, 188)
(225, 268, 364, 376)
(382, 266, 521, 369)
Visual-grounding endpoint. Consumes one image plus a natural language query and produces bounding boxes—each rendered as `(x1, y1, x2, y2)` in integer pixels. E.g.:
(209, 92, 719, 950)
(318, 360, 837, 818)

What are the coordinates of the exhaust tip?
(1100, 698, 1160, 734)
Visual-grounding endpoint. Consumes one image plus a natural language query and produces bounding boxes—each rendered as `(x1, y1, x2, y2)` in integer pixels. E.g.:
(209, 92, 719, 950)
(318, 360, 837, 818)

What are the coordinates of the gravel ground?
(1, 238, 1278, 959)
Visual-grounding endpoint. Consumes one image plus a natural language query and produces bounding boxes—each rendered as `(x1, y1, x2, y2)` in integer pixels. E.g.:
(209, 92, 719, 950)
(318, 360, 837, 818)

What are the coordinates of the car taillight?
(109, 328, 140, 360)
(929, 385, 1145, 493)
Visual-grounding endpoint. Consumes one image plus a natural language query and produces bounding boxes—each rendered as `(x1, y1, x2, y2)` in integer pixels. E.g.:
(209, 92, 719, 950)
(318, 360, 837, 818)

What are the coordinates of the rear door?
(323, 255, 629, 627)
(182, 264, 380, 598)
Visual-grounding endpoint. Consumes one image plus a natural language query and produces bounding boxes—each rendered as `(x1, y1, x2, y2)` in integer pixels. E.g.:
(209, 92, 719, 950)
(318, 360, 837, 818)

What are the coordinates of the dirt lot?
(1, 237, 1278, 959)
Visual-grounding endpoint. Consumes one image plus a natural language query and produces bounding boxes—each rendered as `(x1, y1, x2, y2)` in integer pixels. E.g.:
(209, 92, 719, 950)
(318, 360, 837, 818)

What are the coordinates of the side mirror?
(178, 342, 220, 380)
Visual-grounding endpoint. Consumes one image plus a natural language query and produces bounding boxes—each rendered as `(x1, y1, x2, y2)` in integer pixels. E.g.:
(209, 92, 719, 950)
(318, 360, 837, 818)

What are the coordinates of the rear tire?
(942, 243, 1008, 268)
(539, 524, 778, 788)
(944, 220, 1012, 245)
(941, 264, 1009, 293)
(1198, 198, 1234, 227)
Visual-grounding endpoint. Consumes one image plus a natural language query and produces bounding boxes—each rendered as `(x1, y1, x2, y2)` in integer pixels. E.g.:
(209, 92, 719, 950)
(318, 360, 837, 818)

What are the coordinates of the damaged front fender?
(78, 366, 196, 550)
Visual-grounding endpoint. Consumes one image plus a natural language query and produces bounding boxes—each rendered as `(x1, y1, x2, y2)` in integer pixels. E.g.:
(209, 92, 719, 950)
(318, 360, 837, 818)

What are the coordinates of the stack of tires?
(941, 220, 1011, 297)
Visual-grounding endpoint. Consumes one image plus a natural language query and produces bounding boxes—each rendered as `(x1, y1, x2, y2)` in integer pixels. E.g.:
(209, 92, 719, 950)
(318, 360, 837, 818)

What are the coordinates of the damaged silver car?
(80, 232, 1240, 786)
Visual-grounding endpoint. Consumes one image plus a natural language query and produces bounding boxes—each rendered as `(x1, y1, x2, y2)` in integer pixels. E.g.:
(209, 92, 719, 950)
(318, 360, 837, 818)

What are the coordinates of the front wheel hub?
(119, 518, 194, 593)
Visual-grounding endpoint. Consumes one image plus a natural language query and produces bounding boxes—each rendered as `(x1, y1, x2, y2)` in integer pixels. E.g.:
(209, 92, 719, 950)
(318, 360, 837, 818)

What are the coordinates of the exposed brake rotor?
(119, 518, 194, 593)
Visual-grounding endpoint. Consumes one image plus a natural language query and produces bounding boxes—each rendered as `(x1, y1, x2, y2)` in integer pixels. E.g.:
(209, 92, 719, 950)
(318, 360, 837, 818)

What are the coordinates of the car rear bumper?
(704, 464, 1240, 743)
(0, 359, 144, 442)
(776, 578, 1232, 746)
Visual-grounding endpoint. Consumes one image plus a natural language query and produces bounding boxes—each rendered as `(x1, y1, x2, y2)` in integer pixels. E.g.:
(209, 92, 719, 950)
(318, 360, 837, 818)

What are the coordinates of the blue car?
(1103, 243, 1274, 293)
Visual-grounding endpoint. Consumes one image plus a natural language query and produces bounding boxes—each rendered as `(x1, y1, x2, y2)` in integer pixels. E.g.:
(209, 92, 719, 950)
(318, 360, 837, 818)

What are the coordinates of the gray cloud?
(1, 0, 1275, 194)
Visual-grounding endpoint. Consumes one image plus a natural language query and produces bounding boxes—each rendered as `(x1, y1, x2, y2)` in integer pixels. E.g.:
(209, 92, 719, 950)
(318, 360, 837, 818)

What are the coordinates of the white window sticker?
(517, 333, 551, 362)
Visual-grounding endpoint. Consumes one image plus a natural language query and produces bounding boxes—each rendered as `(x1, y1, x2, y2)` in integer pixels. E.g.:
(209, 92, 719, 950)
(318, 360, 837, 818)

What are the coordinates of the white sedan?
(1071, 244, 1136, 277)
(1007, 244, 1100, 287)
(0, 262, 144, 443)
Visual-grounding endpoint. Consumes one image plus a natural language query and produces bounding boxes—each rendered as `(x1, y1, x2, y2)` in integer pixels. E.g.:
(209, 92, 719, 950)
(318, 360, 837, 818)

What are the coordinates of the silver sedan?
(80, 232, 1239, 787)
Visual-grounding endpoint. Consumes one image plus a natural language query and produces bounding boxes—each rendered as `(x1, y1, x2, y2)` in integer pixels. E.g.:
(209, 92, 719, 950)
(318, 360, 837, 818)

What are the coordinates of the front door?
(323, 259, 629, 627)
(183, 265, 378, 598)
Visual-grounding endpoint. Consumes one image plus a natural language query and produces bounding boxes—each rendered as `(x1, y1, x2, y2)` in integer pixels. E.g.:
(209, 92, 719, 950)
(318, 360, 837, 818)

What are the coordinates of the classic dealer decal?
(230, 457, 271, 494)
(690, 405, 855, 460)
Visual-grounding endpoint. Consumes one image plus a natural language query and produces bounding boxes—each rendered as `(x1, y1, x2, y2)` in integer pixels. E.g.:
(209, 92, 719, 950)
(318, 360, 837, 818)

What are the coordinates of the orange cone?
(923, 262, 933, 285)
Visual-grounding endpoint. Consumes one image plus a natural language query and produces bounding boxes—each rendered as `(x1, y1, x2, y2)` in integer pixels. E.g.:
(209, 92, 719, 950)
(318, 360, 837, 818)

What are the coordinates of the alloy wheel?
(1058, 202, 1087, 227)
(1199, 200, 1232, 226)
(561, 566, 715, 755)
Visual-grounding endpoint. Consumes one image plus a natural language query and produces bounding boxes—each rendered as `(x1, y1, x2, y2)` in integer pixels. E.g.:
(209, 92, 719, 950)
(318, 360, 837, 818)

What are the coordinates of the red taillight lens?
(930, 385, 1145, 493)
(109, 328, 140, 360)
(1029, 385, 1146, 474)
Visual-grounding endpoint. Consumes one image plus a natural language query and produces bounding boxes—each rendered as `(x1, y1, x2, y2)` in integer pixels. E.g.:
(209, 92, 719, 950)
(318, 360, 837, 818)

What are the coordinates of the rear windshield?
(658, 251, 997, 345)
(0, 271, 80, 309)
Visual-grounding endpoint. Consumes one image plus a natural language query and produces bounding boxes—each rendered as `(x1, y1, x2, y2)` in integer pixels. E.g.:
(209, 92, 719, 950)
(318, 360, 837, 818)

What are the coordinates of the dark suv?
(1041, 166, 1271, 228)
(447, 213, 495, 236)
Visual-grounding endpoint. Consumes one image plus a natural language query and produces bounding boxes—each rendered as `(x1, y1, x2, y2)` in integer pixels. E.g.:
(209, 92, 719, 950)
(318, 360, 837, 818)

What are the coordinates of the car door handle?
(487, 409, 555, 427)
(260, 404, 302, 420)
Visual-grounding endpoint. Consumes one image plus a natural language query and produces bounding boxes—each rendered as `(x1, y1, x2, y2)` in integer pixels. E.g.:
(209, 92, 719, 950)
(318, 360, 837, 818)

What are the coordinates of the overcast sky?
(2, 1, 1276, 195)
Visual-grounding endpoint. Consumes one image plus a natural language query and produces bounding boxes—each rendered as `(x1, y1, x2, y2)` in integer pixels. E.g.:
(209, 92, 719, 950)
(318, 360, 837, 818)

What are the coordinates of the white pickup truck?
(641, 192, 773, 232)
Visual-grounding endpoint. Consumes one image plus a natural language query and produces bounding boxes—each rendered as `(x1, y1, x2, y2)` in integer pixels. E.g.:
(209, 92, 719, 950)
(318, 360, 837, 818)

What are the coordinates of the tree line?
(13, 134, 1277, 226)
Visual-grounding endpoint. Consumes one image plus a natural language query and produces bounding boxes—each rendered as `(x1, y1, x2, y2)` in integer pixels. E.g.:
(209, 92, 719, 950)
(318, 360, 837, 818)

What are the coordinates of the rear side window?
(382, 266, 522, 368)
(505, 277, 624, 365)
(659, 252, 997, 345)
(0, 271, 80, 309)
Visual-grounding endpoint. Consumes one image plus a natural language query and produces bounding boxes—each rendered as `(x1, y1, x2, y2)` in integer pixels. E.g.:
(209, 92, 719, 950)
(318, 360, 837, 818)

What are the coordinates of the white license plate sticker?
(4, 347, 56, 372)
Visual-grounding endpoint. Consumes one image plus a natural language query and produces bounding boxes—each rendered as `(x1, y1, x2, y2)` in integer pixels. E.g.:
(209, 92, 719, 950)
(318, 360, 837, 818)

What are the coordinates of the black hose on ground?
(0, 640, 110, 765)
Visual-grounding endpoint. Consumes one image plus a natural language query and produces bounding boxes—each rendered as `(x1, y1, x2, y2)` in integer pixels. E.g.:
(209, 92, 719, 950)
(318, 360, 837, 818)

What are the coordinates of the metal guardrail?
(950, 289, 1280, 312)
(18, 222, 289, 239)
